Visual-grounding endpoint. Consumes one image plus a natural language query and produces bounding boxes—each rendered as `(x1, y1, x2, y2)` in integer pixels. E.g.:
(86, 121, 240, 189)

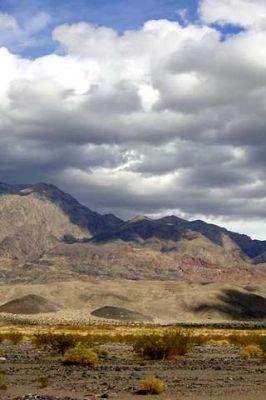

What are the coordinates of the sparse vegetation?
(228, 333, 266, 353)
(37, 376, 50, 388)
(96, 347, 110, 358)
(0, 383, 7, 391)
(2, 331, 23, 345)
(0, 323, 265, 398)
(138, 376, 166, 394)
(63, 342, 98, 366)
(0, 370, 7, 391)
(240, 344, 263, 358)
(33, 333, 78, 354)
(193, 332, 266, 354)
(133, 330, 193, 360)
(207, 339, 230, 346)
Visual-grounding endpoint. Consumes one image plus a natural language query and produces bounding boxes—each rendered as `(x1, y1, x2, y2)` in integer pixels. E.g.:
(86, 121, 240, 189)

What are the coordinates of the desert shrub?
(96, 347, 109, 358)
(138, 376, 166, 395)
(0, 371, 7, 391)
(240, 344, 263, 358)
(228, 334, 266, 353)
(228, 334, 251, 347)
(63, 343, 98, 367)
(37, 376, 50, 388)
(4, 332, 23, 345)
(32, 333, 54, 349)
(244, 335, 266, 355)
(33, 333, 78, 355)
(257, 336, 266, 354)
(133, 330, 193, 360)
(193, 335, 208, 346)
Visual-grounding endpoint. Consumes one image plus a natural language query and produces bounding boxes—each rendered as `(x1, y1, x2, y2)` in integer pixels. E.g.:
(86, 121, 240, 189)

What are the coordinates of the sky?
(0, 0, 266, 239)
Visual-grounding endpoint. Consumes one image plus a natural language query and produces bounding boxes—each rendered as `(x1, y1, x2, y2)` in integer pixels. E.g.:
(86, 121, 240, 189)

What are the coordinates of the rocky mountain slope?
(0, 182, 265, 284)
(0, 182, 122, 261)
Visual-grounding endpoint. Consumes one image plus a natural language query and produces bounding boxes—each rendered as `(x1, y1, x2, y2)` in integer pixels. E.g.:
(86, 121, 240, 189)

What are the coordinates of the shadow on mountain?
(191, 289, 266, 319)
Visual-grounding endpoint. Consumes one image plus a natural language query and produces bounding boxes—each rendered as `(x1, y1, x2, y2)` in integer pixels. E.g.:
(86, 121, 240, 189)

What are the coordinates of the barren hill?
(0, 182, 265, 284)
(91, 305, 152, 322)
(0, 280, 266, 323)
(0, 294, 60, 314)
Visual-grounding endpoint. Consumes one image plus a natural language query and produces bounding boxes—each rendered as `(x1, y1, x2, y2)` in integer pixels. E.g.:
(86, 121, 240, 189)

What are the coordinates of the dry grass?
(207, 339, 230, 346)
(1, 323, 266, 355)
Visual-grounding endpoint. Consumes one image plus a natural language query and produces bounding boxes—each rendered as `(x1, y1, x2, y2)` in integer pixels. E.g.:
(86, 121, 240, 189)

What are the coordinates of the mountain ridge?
(0, 181, 265, 284)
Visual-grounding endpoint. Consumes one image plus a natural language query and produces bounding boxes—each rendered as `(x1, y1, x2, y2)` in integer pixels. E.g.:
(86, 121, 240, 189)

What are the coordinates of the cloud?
(25, 11, 51, 34)
(0, 13, 265, 238)
(0, 11, 52, 53)
(0, 12, 18, 31)
(200, 0, 266, 28)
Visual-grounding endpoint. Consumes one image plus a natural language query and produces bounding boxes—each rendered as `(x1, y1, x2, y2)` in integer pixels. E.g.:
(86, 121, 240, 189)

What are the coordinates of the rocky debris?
(13, 396, 88, 400)
(0, 339, 265, 400)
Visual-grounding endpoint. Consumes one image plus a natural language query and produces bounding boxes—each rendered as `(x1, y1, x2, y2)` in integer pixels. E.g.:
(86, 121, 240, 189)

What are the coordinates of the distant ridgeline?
(0, 181, 265, 284)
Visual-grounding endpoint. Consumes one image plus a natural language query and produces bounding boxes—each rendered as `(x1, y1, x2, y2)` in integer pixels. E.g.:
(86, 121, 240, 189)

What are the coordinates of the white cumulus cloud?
(200, 0, 266, 28)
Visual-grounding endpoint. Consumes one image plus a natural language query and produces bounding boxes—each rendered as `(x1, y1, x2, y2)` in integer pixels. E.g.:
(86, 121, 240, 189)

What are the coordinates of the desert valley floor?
(0, 325, 265, 400)
(0, 279, 265, 400)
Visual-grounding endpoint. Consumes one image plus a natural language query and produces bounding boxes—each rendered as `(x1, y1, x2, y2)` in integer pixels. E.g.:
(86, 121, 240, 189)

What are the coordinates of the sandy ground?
(0, 279, 266, 324)
(0, 340, 265, 400)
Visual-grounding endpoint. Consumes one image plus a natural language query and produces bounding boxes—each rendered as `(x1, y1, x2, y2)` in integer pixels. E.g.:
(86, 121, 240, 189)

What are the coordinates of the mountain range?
(0, 182, 265, 284)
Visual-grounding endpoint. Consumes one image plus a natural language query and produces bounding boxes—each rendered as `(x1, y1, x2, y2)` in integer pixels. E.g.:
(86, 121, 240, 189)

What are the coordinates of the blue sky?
(0, 0, 198, 56)
(0, 0, 198, 28)
(0, 0, 245, 57)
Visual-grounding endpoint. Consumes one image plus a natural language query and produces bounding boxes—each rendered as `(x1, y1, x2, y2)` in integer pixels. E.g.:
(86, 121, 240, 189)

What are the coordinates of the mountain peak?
(129, 215, 151, 223)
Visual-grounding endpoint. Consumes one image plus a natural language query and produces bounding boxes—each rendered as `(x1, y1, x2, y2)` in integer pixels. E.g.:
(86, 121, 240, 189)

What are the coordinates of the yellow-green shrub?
(240, 344, 263, 358)
(138, 376, 166, 394)
(63, 343, 98, 366)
